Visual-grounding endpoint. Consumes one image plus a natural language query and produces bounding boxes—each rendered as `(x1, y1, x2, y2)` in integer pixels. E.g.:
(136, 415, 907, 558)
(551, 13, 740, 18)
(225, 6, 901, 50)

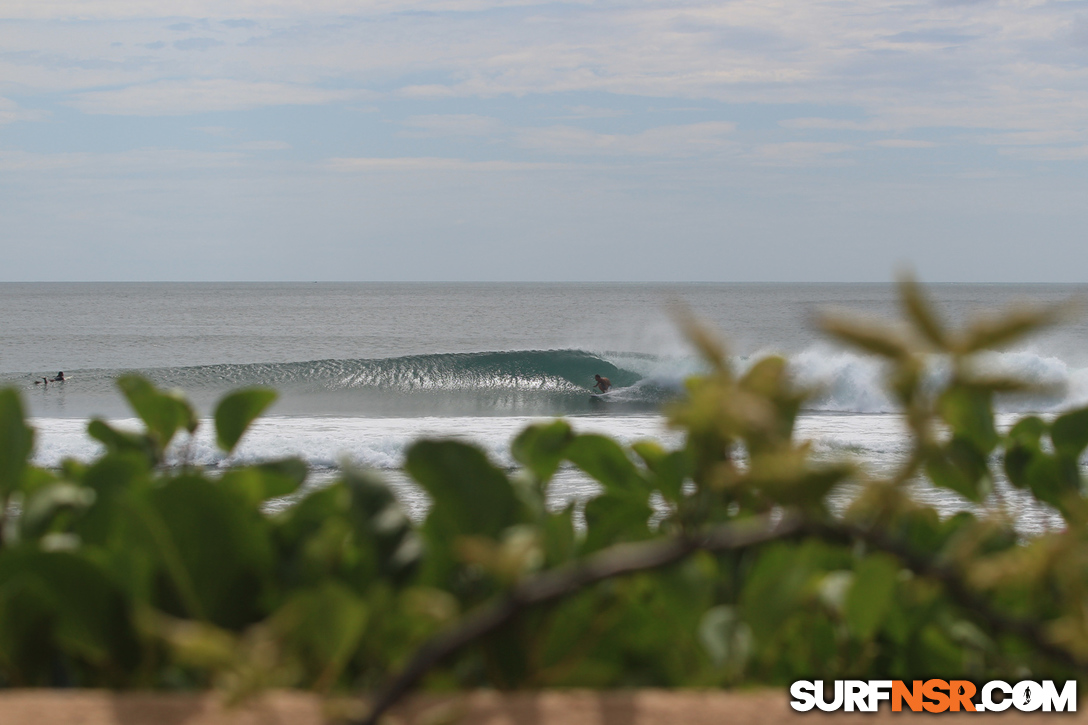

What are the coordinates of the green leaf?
(959, 305, 1063, 353)
(938, 386, 998, 453)
(739, 356, 789, 398)
(116, 376, 197, 450)
(87, 419, 158, 463)
(565, 434, 649, 495)
(925, 437, 990, 502)
(1051, 407, 1088, 458)
(343, 466, 421, 583)
(888, 506, 945, 557)
(817, 315, 910, 359)
(152, 616, 238, 673)
(0, 573, 53, 680)
(409, 440, 524, 539)
(15, 467, 58, 501)
(214, 388, 277, 454)
(0, 389, 34, 496)
(540, 505, 576, 567)
(272, 582, 368, 691)
(581, 491, 654, 554)
(749, 451, 852, 509)
(844, 553, 899, 640)
(1002, 414, 1083, 511)
(271, 485, 353, 588)
(407, 440, 524, 583)
(1004, 416, 1046, 489)
(219, 458, 307, 506)
(740, 541, 823, 645)
(632, 441, 690, 504)
(20, 483, 96, 540)
(898, 274, 948, 349)
(512, 420, 574, 482)
(72, 452, 151, 547)
(1022, 454, 1080, 509)
(566, 436, 655, 553)
(0, 550, 140, 681)
(142, 475, 273, 628)
(1007, 415, 1047, 447)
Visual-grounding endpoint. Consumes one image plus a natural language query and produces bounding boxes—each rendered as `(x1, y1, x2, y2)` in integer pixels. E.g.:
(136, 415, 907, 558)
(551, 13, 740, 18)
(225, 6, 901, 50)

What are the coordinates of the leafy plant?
(0, 278, 1086, 724)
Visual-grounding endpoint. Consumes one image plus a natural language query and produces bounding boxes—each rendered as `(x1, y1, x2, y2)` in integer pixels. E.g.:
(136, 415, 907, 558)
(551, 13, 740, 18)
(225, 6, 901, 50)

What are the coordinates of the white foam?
(790, 345, 893, 413)
(27, 411, 1072, 535)
(25, 412, 921, 491)
(28, 415, 682, 471)
(788, 344, 1088, 415)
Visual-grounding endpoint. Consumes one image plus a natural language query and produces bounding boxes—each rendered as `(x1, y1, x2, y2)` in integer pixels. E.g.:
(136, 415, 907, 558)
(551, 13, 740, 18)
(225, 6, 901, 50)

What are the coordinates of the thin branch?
(355, 512, 805, 725)
(815, 520, 1086, 672)
(357, 513, 1088, 725)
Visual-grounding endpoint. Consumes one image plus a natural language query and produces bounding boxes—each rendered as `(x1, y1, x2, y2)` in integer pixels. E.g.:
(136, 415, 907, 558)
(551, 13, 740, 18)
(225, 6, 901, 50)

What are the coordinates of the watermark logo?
(790, 680, 1076, 713)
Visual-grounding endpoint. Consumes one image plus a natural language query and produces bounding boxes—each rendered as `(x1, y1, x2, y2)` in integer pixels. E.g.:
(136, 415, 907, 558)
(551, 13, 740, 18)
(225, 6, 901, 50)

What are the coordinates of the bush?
(0, 279, 1084, 720)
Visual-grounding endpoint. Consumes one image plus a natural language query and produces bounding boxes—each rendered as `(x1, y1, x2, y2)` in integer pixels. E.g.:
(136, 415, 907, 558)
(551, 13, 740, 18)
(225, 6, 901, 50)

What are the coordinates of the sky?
(1, 0, 1088, 282)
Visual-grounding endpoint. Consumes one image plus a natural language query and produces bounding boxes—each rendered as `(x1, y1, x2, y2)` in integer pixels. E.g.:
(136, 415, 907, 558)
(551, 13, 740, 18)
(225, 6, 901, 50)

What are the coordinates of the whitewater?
(4, 282, 1087, 533)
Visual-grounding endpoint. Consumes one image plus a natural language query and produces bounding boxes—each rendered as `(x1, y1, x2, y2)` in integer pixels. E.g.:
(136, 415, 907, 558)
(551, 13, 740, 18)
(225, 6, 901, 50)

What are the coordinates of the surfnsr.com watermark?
(790, 680, 1077, 713)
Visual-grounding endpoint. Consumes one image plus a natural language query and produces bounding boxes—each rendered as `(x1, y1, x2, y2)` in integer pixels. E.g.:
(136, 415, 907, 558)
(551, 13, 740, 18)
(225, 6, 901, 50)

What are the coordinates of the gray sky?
(2, 0, 1088, 282)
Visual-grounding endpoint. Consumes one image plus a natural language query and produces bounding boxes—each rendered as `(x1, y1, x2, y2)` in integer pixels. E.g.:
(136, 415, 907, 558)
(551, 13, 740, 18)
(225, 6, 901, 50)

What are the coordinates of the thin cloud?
(557, 105, 629, 120)
(869, 139, 937, 148)
(326, 156, 571, 171)
(976, 130, 1088, 147)
(750, 142, 855, 165)
(233, 140, 292, 151)
(194, 125, 235, 137)
(0, 97, 47, 124)
(0, 148, 246, 173)
(3, 0, 1088, 145)
(0, 1, 551, 20)
(173, 37, 225, 51)
(780, 118, 886, 132)
(397, 85, 460, 99)
(999, 146, 1088, 162)
(401, 114, 504, 137)
(69, 79, 364, 115)
(517, 122, 737, 157)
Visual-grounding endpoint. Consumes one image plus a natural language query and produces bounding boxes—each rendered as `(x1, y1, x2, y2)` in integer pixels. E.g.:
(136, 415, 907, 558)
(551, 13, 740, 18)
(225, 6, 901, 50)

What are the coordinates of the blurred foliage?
(0, 278, 1086, 702)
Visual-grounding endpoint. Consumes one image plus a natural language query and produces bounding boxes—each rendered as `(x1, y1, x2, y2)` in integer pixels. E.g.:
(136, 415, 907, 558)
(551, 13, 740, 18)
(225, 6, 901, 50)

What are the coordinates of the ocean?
(3, 282, 1086, 530)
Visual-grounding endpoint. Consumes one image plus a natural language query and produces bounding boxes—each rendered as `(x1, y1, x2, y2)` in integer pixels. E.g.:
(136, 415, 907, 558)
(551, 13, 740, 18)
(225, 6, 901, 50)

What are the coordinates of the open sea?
(3, 282, 1087, 531)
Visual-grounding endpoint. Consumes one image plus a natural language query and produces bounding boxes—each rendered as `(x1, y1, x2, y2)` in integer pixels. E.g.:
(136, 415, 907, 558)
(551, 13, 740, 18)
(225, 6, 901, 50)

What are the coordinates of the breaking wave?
(8, 349, 682, 417)
(791, 344, 1088, 414)
(10, 346, 1088, 418)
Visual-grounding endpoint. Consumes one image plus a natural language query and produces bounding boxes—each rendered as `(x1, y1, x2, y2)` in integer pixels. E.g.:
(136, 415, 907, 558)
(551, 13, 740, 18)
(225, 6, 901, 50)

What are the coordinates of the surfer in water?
(592, 374, 612, 393)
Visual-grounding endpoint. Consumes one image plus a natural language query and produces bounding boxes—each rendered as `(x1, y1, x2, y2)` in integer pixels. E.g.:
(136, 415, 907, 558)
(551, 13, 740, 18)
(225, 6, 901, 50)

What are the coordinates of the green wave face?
(9, 350, 677, 418)
(183, 349, 644, 392)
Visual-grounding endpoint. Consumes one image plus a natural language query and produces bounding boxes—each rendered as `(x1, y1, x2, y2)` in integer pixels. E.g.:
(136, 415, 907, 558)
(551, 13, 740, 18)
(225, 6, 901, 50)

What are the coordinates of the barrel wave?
(17, 344, 1088, 420)
(13, 349, 674, 417)
(15, 345, 1088, 419)
(163, 349, 644, 393)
